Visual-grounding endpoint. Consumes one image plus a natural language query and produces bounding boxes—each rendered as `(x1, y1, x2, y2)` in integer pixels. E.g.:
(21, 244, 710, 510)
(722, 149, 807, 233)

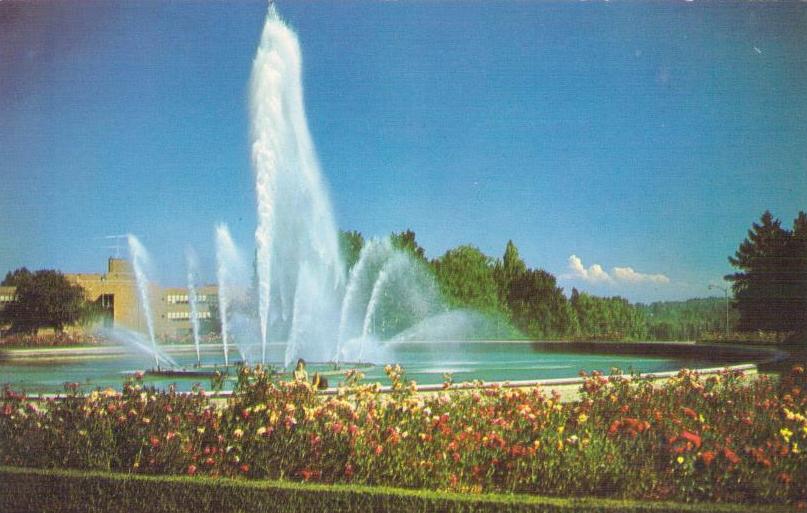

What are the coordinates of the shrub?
(1, 364, 806, 505)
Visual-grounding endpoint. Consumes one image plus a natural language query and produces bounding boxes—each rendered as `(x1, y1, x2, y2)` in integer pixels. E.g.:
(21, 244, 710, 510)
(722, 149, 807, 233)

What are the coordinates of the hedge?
(0, 466, 792, 513)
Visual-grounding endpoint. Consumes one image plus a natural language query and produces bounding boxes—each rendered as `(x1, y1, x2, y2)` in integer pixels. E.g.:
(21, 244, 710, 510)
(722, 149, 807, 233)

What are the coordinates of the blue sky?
(1, 1, 805, 303)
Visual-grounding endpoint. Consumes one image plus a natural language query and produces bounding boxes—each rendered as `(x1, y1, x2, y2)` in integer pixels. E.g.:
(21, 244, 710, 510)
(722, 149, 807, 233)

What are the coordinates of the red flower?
(700, 450, 716, 466)
(187, 464, 197, 476)
(374, 444, 384, 456)
(682, 407, 697, 420)
(240, 464, 250, 474)
(680, 431, 701, 449)
(723, 447, 740, 465)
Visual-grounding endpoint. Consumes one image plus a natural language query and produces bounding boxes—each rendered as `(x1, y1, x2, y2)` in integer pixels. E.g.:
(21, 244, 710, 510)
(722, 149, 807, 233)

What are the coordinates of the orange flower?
(682, 407, 697, 420)
(680, 431, 701, 449)
(699, 450, 716, 466)
(723, 447, 740, 465)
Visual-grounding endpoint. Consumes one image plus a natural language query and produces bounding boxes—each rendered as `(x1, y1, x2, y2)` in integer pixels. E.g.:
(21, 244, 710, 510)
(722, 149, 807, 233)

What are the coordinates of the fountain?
(215, 224, 250, 367)
(185, 247, 202, 367)
(121, 4, 488, 373)
(250, 4, 345, 366)
(127, 235, 159, 369)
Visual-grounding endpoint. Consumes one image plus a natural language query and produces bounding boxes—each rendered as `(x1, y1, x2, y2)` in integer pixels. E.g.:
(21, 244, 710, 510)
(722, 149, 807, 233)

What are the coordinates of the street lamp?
(708, 283, 730, 339)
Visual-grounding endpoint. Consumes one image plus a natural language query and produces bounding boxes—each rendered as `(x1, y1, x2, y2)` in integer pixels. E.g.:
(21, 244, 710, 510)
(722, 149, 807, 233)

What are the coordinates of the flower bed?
(0, 332, 107, 348)
(1, 365, 805, 506)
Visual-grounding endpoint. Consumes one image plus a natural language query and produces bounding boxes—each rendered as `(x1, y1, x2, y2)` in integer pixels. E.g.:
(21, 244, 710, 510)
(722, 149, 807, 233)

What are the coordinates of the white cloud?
(612, 266, 670, 285)
(565, 254, 613, 283)
(564, 255, 670, 286)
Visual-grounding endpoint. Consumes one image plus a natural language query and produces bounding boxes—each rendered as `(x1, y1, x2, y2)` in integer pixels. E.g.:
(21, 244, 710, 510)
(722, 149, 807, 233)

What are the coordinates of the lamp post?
(708, 284, 730, 339)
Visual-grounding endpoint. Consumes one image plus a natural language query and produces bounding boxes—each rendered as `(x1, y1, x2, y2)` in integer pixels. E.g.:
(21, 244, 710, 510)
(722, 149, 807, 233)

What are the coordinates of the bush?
(1, 364, 806, 505)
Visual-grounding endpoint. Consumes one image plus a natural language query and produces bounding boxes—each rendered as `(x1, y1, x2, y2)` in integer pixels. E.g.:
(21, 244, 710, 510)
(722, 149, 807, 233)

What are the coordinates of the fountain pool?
(0, 341, 776, 395)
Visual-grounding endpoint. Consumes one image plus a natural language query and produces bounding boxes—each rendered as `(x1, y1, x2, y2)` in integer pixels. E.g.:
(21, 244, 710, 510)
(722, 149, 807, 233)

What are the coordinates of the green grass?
(0, 466, 793, 513)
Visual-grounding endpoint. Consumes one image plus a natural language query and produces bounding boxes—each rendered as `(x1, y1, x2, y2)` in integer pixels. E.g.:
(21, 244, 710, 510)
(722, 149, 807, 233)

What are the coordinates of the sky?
(1, 0, 805, 303)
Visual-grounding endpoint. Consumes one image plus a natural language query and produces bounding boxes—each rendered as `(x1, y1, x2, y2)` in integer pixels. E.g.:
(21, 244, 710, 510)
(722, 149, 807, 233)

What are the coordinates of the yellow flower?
(677, 456, 685, 464)
(256, 426, 267, 436)
(781, 428, 794, 443)
(793, 442, 800, 454)
(233, 428, 244, 439)
(557, 425, 565, 435)
(578, 413, 588, 424)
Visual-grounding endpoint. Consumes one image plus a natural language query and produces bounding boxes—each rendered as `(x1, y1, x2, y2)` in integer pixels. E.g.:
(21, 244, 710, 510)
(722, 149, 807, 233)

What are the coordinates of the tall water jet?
(250, 4, 345, 364)
(127, 234, 159, 368)
(285, 263, 313, 368)
(215, 224, 250, 366)
(186, 247, 202, 367)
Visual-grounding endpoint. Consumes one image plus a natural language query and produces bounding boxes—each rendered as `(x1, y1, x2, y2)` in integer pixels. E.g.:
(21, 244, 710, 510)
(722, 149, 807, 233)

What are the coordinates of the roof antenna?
(103, 235, 128, 258)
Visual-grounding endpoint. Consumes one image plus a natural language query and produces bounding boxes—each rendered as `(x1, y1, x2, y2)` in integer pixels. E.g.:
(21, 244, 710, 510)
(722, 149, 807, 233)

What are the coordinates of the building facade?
(1, 258, 218, 339)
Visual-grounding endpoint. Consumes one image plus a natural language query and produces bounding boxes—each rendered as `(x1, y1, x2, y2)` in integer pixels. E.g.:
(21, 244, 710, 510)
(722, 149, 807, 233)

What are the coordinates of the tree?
(390, 229, 427, 262)
(339, 230, 365, 270)
(785, 212, 807, 332)
(639, 297, 737, 341)
(508, 268, 577, 338)
(433, 245, 500, 313)
(2, 267, 32, 287)
(571, 290, 646, 340)
(725, 211, 801, 332)
(493, 240, 527, 310)
(0, 270, 87, 333)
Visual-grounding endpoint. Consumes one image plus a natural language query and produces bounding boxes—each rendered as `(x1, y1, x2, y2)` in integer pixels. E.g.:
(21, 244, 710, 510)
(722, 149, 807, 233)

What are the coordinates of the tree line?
(340, 230, 735, 341)
(3, 210, 801, 341)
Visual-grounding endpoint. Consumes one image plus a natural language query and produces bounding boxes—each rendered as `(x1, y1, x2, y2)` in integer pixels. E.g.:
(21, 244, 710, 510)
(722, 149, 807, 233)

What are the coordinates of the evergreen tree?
(726, 211, 794, 332)
(785, 212, 807, 331)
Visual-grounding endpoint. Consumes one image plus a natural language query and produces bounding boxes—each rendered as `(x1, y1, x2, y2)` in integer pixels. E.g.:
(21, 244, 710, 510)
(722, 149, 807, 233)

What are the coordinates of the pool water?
(0, 341, 751, 394)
